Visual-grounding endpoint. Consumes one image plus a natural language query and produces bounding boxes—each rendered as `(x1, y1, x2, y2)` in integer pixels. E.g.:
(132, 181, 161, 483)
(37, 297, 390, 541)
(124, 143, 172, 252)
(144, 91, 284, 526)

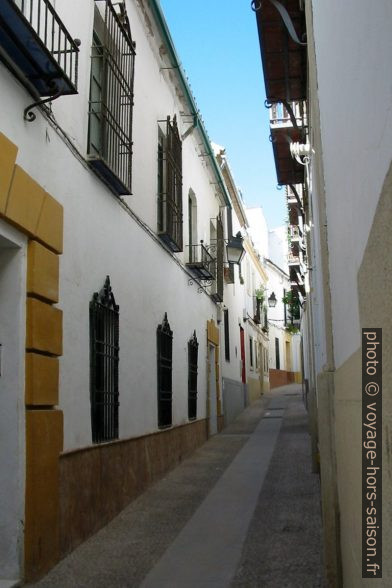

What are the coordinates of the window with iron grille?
(249, 336, 253, 368)
(157, 116, 183, 252)
(157, 313, 173, 428)
(90, 276, 119, 443)
(188, 331, 198, 420)
(275, 337, 280, 370)
(87, 0, 135, 196)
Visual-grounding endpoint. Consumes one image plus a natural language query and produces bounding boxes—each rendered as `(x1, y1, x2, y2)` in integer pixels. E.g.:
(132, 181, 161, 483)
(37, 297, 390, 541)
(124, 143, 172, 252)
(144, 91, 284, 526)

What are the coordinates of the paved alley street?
(28, 385, 324, 588)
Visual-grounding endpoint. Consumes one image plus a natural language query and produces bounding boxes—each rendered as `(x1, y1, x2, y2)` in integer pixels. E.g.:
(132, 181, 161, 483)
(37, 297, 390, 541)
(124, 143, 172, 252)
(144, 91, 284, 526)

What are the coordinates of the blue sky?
(159, 0, 287, 229)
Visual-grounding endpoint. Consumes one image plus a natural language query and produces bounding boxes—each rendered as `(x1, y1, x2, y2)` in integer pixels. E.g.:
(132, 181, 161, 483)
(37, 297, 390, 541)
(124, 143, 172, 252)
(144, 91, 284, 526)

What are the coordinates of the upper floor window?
(157, 313, 173, 428)
(188, 331, 199, 420)
(87, 0, 135, 196)
(90, 276, 120, 443)
(157, 116, 183, 252)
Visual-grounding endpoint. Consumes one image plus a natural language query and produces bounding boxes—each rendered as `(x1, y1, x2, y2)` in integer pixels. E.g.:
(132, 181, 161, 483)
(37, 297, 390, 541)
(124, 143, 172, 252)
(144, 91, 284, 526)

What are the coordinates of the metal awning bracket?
(24, 89, 63, 122)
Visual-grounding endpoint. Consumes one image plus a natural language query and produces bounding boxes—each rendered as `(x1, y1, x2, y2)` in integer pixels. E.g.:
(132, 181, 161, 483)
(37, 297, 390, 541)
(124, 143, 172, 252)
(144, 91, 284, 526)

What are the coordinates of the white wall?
(269, 226, 288, 273)
(0, 0, 224, 451)
(311, 0, 392, 367)
(265, 261, 290, 371)
(246, 207, 269, 259)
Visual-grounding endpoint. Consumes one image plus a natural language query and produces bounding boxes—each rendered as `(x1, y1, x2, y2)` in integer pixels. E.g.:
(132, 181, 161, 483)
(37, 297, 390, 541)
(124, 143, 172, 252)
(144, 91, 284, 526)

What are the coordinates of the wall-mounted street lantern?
(268, 292, 277, 308)
(226, 232, 246, 265)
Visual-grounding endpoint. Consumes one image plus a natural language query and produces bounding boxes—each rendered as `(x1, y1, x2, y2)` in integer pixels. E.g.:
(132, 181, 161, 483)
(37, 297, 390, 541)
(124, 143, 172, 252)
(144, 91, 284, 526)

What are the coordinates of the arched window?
(157, 313, 173, 428)
(90, 276, 119, 443)
(188, 331, 199, 420)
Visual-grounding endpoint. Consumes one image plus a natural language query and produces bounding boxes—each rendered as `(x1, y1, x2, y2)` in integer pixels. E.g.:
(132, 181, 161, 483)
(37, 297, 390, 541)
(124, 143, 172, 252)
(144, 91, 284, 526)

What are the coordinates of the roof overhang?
(255, 0, 307, 103)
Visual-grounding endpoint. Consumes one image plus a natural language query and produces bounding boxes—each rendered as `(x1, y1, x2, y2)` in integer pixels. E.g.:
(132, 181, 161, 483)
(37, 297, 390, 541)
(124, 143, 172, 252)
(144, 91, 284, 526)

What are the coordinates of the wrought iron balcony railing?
(186, 242, 216, 281)
(0, 0, 79, 100)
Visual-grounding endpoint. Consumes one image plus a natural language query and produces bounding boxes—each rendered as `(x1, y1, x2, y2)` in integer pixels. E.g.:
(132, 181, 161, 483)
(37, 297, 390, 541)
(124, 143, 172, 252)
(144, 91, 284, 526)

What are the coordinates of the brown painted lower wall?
(217, 414, 225, 433)
(269, 369, 295, 389)
(60, 418, 208, 557)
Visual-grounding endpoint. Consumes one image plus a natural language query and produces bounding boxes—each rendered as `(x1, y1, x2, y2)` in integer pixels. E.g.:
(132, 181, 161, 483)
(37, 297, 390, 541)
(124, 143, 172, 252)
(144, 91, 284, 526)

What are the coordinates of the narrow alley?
(28, 385, 324, 588)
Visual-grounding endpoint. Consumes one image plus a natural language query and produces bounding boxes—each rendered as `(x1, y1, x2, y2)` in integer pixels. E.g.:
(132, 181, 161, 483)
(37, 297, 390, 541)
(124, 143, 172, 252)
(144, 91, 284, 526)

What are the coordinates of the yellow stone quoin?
(0, 130, 64, 581)
(5, 165, 46, 235)
(0, 131, 18, 213)
(26, 297, 63, 356)
(27, 240, 59, 303)
(25, 352, 59, 406)
(36, 193, 64, 254)
(25, 409, 64, 579)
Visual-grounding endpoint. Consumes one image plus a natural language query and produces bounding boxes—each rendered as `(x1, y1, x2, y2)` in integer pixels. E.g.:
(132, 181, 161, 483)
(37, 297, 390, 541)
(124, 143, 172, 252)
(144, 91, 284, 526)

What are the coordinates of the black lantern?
(268, 292, 277, 308)
(226, 232, 245, 265)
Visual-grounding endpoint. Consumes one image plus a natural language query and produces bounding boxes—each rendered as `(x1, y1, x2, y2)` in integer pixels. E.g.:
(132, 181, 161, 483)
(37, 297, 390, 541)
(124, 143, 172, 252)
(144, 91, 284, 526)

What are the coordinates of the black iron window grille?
(275, 337, 280, 370)
(157, 115, 183, 252)
(0, 0, 79, 118)
(90, 275, 120, 444)
(188, 331, 198, 421)
(157, 313, 173, 428)
(254, 297, 262, 324)
(87, 0, 135, 196)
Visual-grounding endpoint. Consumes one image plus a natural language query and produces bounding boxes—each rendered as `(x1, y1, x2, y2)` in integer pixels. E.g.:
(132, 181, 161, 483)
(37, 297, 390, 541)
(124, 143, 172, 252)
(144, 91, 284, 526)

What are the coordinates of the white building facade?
(0, 0, 249, 582)
(255, 0, 392, 585)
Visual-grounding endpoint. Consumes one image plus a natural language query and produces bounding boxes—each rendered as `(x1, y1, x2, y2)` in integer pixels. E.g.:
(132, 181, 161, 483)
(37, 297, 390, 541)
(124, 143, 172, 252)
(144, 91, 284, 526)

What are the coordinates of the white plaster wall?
(246, 207, 269, 259)
(268, 226, 288, 272)
(291, 333, 302, 373)
(0, 0, 222, 451)
(220, 212, 245, 384)
(311, 0, 392, 368)
(266, 262, 289, 371)
(0, 221, 27, 581)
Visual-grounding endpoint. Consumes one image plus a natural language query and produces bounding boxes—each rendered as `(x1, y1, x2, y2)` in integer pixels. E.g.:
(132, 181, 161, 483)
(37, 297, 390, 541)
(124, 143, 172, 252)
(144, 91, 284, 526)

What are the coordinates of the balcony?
(269, 101, 306, 186)
(254, 0, 307, 104)
(0, 0, 79, 98)
(186, 242, 216, 281)
(289, 226, 303, 246)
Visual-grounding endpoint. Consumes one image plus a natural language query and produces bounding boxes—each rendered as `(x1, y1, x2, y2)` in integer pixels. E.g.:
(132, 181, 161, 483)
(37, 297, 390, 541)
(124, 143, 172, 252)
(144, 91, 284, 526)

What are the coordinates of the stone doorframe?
(207, 319, 223, 433)
(0, 132, 64, 581)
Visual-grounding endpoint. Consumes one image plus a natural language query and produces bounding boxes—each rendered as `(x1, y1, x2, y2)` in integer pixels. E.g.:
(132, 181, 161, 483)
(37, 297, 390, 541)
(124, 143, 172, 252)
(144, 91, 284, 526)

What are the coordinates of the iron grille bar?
(157, 115, 183, 251)
(90, 276, 119, 443)
(157, 313, 173, 428)
(188, 331, 198, 420)
(88, 0, 135, 195)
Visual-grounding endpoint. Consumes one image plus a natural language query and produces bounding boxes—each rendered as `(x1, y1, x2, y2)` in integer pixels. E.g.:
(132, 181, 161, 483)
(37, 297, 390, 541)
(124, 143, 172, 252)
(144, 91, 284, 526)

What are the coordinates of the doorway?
(208, 344, 218, 435)
(0, 225, 26, 582)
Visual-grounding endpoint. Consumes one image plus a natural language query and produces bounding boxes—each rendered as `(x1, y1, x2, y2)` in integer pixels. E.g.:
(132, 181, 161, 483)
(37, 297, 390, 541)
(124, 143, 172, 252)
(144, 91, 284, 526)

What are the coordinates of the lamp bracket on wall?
(290, 141, 312, 166)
